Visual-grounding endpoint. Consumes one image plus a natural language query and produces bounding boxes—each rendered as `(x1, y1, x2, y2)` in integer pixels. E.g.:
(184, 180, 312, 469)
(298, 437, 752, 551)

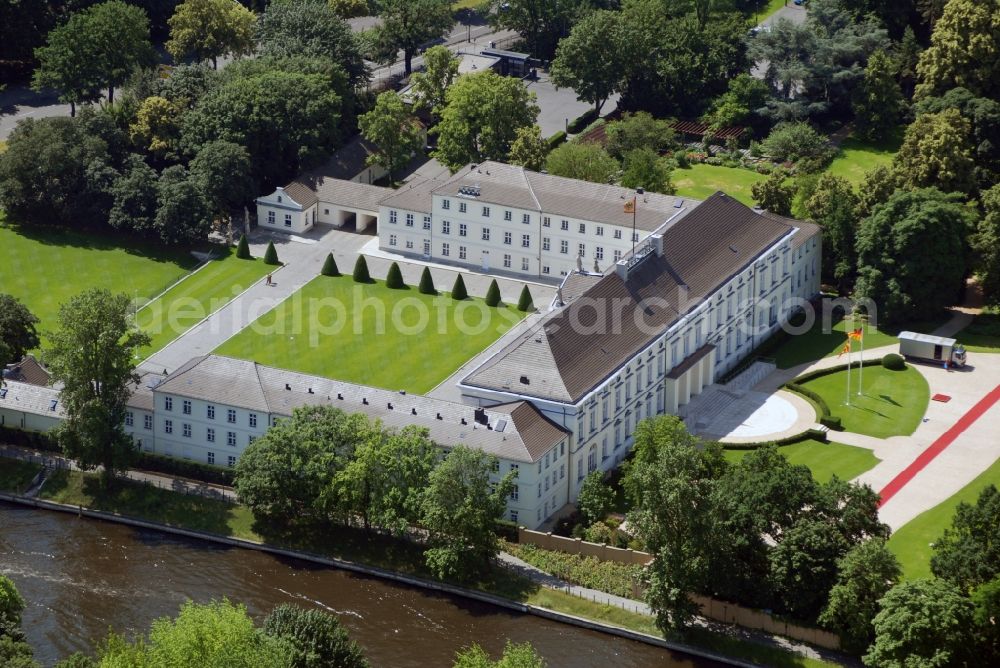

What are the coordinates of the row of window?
(205, 452, 237, 468)
(439, 201, 533, 224)
(266, 211, 294, 228)
(163, 420, 245, 446)
(162, 397, 255, 427)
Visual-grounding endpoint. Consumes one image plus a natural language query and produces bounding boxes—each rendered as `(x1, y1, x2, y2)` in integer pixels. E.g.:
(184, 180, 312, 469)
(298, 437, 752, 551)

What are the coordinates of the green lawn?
(135, 249, 270, 357)
(724, 439, 881, 483)
(888, 453, 1000, 580)
(214, 274, 525, 394)
(673, 163, 766, 207)
(800, 366, 929, 438)
(955, 312, 1000, 353)
(0, 459, 43, 493)
(773, 315, 947, 369)
(0, 219, 198, 347)
(825, 132, 901, 187)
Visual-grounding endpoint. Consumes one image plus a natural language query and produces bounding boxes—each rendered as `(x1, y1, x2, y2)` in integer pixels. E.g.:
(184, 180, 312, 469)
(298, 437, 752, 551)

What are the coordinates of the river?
(0, 503, 717, 667)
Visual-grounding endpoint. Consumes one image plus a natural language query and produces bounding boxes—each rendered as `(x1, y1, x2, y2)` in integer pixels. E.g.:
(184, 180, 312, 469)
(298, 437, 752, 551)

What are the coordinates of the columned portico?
(664, 345, 716, 414)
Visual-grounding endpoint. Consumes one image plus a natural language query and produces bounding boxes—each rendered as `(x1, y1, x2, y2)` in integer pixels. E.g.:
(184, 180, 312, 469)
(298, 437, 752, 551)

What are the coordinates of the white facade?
(255, 187, 314, 234)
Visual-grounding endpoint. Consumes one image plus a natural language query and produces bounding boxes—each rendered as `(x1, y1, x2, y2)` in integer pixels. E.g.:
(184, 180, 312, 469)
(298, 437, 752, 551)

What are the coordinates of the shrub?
(674, 151, 690, 168)
(503, 542, 644, 600)
(485, 279, 501, 307)
(235, 234, 251, 259)
(584, 521, 615, 545)
(567, 108, 599, 134)
(785, 382, 832, 417)
(882, 353, 906, 370)
(495, 519, 519, 540)
(546, 130, 567, 150)
(761, 121, 833, 167)
(451, 274, 467, 300)
(352, 256, 371, 283)
(263, 604, 369, 668)
(386, 261, 405, 289)
(263, 241, 279, 265)
(418, 267, 436, 295)
(517, 285, 533, 312)
(820, 415, 844, 430)
(321, 253, 339, 276)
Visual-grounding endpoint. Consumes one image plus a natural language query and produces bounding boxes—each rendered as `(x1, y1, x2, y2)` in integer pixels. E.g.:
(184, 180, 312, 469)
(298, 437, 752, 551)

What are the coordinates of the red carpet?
(878, 384, 1000, 507)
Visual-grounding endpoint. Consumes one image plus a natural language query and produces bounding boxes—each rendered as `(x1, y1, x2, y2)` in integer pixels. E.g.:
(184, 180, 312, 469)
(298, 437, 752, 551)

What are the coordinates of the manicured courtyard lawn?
(136, 249, 269, 357)
(214, 274, 526, 394)
(888, 453, 1000, 580)
(672, 163, 765, 207)
(773, 315, 947, 369)
(825, 132, 901, 187)
(0, 459, 43, 493)
(801, 366, 929, 438)
(0, 219, 198, 346)
(723, 439, 881, 483)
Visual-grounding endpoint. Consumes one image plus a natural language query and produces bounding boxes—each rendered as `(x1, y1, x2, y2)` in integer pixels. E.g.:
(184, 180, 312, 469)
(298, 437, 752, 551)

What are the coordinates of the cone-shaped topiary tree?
(263, 241, 280, 265)
(353, 255, 371, 283)
(451, 274, 467, 300)
(517, 285, 533, 312)
(236, 234, 251, 259)
(485, 279, 501, 307)
(386, 262, 405, 289)
(321, 253, 340, 276)
(418, 266, 436, 295)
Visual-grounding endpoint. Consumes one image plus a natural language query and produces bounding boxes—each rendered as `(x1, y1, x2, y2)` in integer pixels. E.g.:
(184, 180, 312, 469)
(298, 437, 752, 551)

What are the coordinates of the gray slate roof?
(150, 355, 568, 463)
(462, 193, 798, 404)
(0, 379, 65, 418)
(379, 176, 445, 214)
(434, 161, 693, 231)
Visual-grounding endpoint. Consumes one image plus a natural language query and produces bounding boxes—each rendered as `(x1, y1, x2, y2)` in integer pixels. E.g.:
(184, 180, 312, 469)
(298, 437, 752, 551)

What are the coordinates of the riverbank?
(0, 456, 845, 667)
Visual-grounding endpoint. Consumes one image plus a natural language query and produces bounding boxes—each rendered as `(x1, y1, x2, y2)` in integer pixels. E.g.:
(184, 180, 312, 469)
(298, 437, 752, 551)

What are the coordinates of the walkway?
(750, 310, 1000, 531)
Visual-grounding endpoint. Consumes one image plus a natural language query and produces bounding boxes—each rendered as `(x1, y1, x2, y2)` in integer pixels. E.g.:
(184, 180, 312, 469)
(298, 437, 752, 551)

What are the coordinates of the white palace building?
(4, 162, 820, 530)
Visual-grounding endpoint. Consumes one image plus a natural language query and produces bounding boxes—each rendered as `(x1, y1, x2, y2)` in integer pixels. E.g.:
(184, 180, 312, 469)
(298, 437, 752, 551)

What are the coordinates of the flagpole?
(858, 323, 865, 396)
(845, 341, 852, 407)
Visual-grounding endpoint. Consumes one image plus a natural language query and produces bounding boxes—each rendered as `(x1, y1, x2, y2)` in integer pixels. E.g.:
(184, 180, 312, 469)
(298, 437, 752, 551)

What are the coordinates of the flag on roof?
(624, 198, 635, 214)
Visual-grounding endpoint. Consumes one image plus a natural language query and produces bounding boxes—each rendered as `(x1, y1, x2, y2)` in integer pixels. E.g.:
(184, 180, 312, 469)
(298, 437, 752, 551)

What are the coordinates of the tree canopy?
(408, 45, 459, 118)
(550, 10, 625, 114)
(893, 108, 977, 196)
(359, 91, 423, 183)
(544, 142, 618, 185)
(931, 484, 1000, 591)
(914, 0, 1000, 101)
(369, 0, 454, 75)
(167, 0, 256, 69)
(0, 295, 40, 364)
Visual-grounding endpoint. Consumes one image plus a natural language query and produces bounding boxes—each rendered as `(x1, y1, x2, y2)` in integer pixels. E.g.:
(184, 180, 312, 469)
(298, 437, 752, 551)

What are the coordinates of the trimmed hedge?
(485, 279, 501, 307)
(263, 241, 279, 265)
(451, 274, 468, 300)
(721, 428, 830, 451)
(235, 234, 251, 259)
(792, 358, 882, 385)
(517, 285, 533, 312)
(321, 253, 340, 277)
(386, 261, 405, 289)
(418, 267, 436, 295)
(495, 519, 519, 542)
(882, 353, 906, 370)
(546, 131, 567, 150)
(0, 425, 60, 453)
(567, 108, 599, 134)
(352, 255, 371, 283)
(820, 415, 844, 430)
(784, 382, 832, 418)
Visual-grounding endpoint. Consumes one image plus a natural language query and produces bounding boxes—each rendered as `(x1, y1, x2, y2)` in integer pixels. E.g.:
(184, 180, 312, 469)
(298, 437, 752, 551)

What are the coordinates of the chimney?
(285, 383, 291, 391)
(307, 388, 314, 394)
(615, 258, 629, 282)
(474, 407, 488, 425)
(651, 233, 664, 257)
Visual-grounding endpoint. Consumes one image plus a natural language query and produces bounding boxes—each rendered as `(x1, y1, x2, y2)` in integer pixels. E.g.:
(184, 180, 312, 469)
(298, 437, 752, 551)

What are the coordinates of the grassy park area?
(825, 132, 901, 187)
(136, 249, 270, 357)
(888, 455, 1000, 580)
(800, 365, 929, 438)
(673, 163, 765, 207)
(215, 274, 525, 394)
(723, 439, 881, 483)
(0, 219, 198, 346)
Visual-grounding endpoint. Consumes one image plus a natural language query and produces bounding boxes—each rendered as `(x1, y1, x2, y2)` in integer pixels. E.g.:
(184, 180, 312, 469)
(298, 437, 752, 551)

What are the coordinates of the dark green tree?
(544, 142, 618, 185)
(751, 172, 795, 216)
(550, 10, 625, 114)
(972, 576, 1000, 664)
(46, 289, 150, 488)
(972, 185, 1000, 308)
(485, 0, 584, 60)
(604, 112, 675, 162)
(421, 446, 516, 581)
(915, 87, 1000, 191)
(854, 188, 974, 323)
(0, 295, 40, 363)
(31, 11, 103, 116)
(155, 165, 214, 244)
(359, 91, 423, 184)
(914, 0, 999, 101)
(507, 125, 549, 173)
(321, 253, 340, 277)
(79, 1, 157, 103)
(517, 285, 533, 312)
(189, 140, 254, 222)
(624, 416, 720, 632)
(931, 484, 1000, 591)
(409, 45, 459, 118)
(418, 267, 436, 295)
(803, 174, 859, 292)
(701, 73, 770, 132)
(433, 70, 540, 172)
(620, 148, 674, 195)
(369, 0, 454, 75)
(760, 122, 832, 169)
(577, 471, 614, 527)
(865, 579, 974, 668)
(485, 280, 501, 307)
(352, 256, 371, 283)
(768, 518, 850, 620)
(234, 405, 373, 527)
(0, 575, 25, 629)
(263, 604, 369, 668)
(109, 156, 159, 235)
(451, 274, 468, 300)
(257, 0, 367, 88)
(852, 49, 906, 142)
(263, 241, 280, 266)
(855, 164, 898, 219)
(236, 234, 251, 259)
(819, 539, 902, 654)
(385, 262, 405, 289)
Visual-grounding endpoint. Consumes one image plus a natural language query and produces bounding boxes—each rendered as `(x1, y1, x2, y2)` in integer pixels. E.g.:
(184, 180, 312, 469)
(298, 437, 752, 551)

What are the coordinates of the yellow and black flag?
(624, 198, 635, 214)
